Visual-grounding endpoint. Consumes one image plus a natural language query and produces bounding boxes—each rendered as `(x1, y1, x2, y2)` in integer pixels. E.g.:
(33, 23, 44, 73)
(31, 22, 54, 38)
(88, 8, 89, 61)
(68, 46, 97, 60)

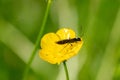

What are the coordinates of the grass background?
(0, 0, 120, 80)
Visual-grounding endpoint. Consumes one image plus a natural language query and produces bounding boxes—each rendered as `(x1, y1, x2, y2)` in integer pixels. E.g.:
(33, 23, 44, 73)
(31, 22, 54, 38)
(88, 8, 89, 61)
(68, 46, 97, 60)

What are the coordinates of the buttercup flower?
(39, 28, 83, 64)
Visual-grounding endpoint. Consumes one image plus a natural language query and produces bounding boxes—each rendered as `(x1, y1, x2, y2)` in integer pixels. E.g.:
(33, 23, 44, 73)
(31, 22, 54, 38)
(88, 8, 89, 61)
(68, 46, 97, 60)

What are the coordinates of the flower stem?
(22, 0, 53, 80)
(63, 61, 70, 80)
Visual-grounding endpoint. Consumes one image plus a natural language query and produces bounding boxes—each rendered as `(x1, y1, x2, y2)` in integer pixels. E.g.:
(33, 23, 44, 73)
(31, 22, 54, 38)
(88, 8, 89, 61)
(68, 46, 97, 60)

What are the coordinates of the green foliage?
(0, 0, 120, 80)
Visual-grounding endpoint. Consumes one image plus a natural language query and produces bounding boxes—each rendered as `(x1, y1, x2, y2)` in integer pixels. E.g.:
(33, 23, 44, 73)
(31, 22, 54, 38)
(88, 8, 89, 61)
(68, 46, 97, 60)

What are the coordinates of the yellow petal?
(56, 28, 76, 40)
(41, 33, 64, 51)
(58, 39, 83, 62)
(39, 49, 57, 64)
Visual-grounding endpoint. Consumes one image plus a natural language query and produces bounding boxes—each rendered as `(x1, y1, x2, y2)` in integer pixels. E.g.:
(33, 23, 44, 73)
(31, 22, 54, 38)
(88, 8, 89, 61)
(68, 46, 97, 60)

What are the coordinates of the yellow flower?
(39, 28, 83, 64)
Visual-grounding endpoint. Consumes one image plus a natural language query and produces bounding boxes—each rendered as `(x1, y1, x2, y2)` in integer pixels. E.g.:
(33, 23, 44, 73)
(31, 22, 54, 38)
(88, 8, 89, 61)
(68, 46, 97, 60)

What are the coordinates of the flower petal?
(56, 28, 76, 40)
(41, 33, 60, 49)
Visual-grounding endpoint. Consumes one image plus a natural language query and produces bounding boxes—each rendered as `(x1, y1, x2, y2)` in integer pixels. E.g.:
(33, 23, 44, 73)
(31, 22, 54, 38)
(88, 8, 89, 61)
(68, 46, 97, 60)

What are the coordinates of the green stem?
(22, 0, 53, 80)
(63, 61, 70, 80)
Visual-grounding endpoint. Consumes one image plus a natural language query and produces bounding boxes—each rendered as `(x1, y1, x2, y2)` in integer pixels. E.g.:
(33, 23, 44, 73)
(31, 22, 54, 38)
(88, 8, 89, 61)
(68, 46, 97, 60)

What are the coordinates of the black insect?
(56, 37, 81, 44)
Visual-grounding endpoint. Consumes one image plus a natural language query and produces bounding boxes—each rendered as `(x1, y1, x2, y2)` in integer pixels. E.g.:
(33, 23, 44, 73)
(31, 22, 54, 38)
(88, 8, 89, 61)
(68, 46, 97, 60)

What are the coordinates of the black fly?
(56, 38, 81, 44)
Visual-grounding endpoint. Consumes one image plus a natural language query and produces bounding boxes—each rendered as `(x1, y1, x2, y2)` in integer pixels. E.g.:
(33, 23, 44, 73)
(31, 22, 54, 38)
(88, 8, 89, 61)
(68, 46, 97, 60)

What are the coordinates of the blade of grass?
(22, 0, 53, 80)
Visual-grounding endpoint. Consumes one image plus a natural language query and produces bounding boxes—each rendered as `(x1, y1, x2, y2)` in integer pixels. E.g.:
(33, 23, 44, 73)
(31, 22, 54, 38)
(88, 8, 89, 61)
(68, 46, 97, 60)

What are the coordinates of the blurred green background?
(0, 0, 120, 80)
